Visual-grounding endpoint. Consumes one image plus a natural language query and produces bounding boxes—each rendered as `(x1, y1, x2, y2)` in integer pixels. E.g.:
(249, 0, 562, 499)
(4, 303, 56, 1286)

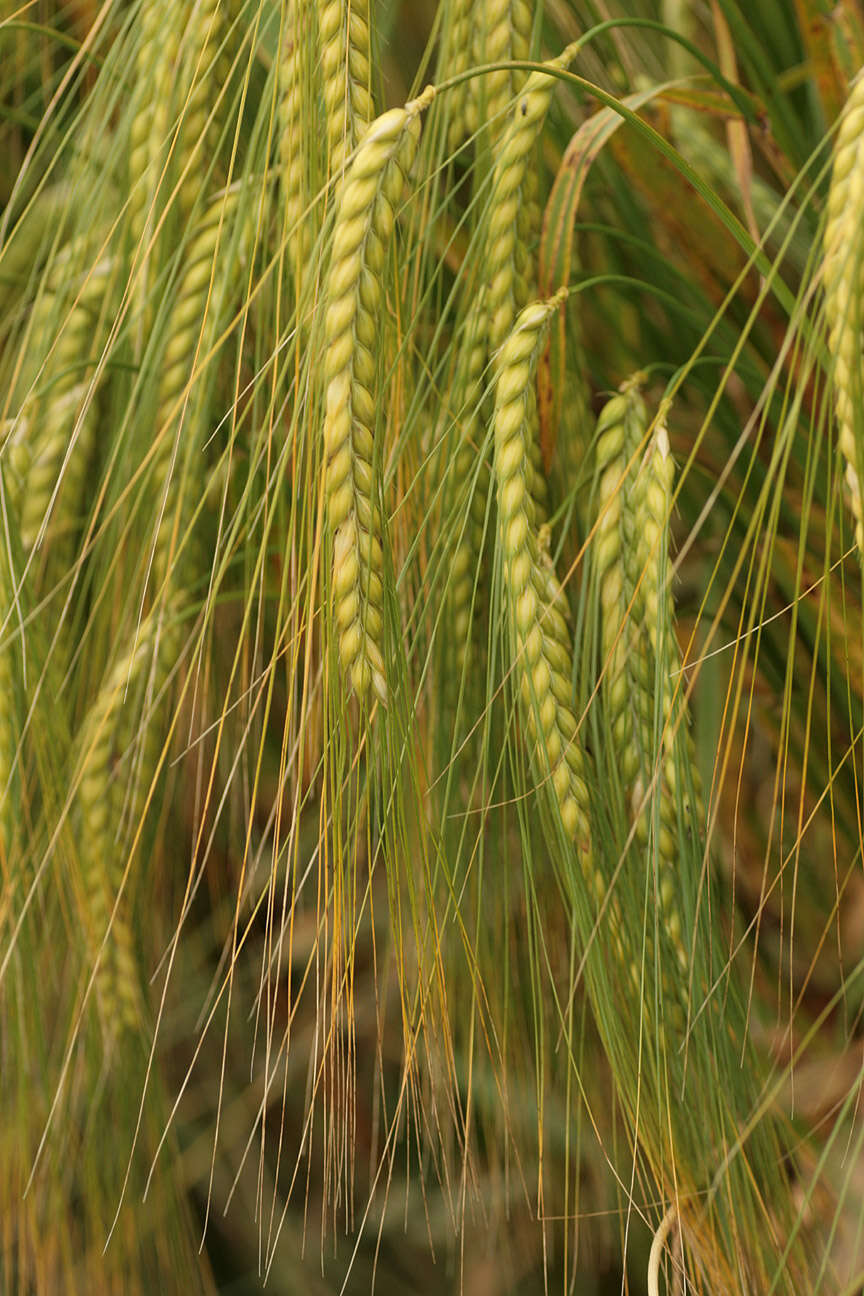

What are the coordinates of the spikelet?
(323, 88, 435, 705)
(824, 73, 864, 556)
(319, 0, 375, 177)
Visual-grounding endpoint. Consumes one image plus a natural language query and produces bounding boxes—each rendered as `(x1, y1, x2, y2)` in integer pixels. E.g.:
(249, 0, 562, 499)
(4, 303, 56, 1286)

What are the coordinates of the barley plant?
(4, 2, 864, 1292)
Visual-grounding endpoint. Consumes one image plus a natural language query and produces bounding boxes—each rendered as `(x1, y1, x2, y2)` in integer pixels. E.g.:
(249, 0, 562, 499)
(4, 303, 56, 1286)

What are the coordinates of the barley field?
(2, 2, 864, 1292)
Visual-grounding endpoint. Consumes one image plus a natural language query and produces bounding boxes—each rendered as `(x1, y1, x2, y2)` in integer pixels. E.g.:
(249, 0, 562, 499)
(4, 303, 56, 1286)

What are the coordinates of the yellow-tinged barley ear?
(319, 0, 375, 178)
(322, 89, 435, 707)
(824, 73, 864, 557)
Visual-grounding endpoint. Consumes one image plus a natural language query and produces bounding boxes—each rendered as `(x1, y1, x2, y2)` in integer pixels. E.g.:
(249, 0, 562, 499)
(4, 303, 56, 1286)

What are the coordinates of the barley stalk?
(824, 72, 864, 556)
(323, 87, 435, 705)
(319, 0, 375, 177)
(0, 471, 20, 865)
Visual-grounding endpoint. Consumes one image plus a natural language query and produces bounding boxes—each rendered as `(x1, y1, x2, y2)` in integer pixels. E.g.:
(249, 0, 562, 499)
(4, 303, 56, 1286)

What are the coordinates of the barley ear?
(323, 87, 436, 706)
(472, 0, 533, 141)
(487, 43, 580, 354)
(824, 73, 864, 556)
(127, 0, 184, 319)
(630, 419, 700, 977)
(19, 246, 111, 571)
(77, 630, 156, 1037)
(494, 292, 638, 987)
(447, 290, 490, 673)
(279, 0, 319, 282)
(319, 0, 375, 177)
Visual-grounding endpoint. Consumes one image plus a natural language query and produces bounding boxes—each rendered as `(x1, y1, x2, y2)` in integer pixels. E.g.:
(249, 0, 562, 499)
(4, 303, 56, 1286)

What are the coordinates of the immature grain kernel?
(323, 88, 435, 705)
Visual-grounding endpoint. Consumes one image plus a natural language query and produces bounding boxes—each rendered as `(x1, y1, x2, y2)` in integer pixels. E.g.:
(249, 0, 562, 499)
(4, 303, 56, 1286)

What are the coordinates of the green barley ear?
(18, 243, 112, 572)
(173, 0, 221, 224)
(445, 289, 490, 674)
(494, 291, 590, 844)
(824, 72, 864, 556)
(487, 43, 580, 353)
(592, 380, 652, 788)
(630, 416, 701, 976)
(443, 0, 475, 151)
(127, 1, 184, 314)
(323, 87, 435, 706)
(77, 627, 156, 1037)
(472, 0, 532, 140)
(279, 0, 320, 283)
(319, 0, 375, 178)
(150, 191, 243, 594)
(494, 290, 637, 981)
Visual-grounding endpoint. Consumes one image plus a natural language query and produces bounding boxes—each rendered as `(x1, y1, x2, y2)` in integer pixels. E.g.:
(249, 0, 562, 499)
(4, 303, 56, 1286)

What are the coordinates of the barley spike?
(824, 73, 864, 556)
(323, 87, 435, 705)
